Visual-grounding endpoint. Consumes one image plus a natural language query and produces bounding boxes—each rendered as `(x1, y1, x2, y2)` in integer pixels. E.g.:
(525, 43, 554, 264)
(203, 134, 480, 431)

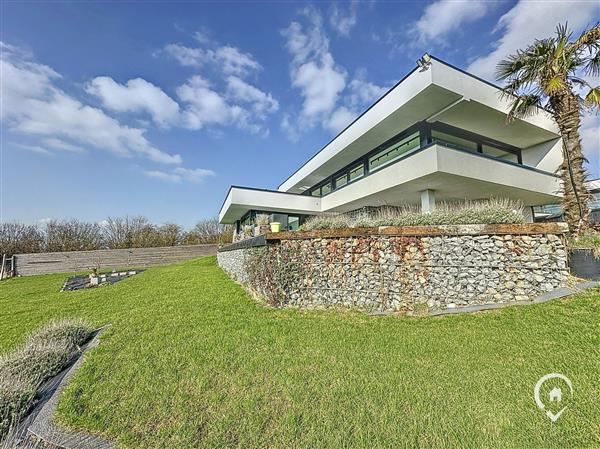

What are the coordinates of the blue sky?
(1, 0, 599, 227)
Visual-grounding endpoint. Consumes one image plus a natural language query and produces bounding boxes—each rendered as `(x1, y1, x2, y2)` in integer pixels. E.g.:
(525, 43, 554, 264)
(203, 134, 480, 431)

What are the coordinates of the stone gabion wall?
(217, 247, 260, 285)
(217, 230, 569, 313)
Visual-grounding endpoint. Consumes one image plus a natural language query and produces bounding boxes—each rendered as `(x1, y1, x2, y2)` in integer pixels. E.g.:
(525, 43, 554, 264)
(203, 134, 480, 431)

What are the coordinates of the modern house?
(219, 55, 564, 235)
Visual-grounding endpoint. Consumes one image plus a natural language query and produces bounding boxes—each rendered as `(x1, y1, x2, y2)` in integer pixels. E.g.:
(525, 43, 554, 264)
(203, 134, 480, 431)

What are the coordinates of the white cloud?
(346, 75, 388, 109)
(174, 74, 278, 135)
(14, 143, 53, 155)
(42, 138, 84, 153)
(215, 46, 262, 76)
(174, 167, 215, 182)
(160, 42, 261, 77)
(468, 0, 600, 80)
(176, 75, 233, 130)
(294, 57, 346, 118)
(85, 77, 180, 128)
(160, 43, 208, 67)
(281, 7, 388, 138)
(1, 43, 181, 164)
(282, 7, 347, 133)
(327, 74, 389, 133)
(143, 170, 181, 183)
(143, 166, 215, 183)
(326, 106, 355, 133)
(330, 1, 358, 37)
(157, 36, 276, 135)
(412, 0, 493, 45)
(226, 76, 279, 115)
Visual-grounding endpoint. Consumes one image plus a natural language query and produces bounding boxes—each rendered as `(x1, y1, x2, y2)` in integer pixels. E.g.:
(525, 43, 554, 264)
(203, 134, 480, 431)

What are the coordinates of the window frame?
(303, 121, 524, 197)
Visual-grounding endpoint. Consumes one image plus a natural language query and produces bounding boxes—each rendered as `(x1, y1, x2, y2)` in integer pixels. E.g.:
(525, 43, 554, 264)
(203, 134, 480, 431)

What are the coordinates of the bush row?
(0, 319, 93, 440)
(0, 216, 233, 256)
(301, 199, 525, 231)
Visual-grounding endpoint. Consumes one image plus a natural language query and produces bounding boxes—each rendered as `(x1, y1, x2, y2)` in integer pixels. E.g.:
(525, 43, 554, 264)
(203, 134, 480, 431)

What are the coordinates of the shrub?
(255, 214, 270, 226)
(0, 319, 93, 440)
(0, 375, 36, 439)
(25, 318, 92, 349)
(302, 199, 524, 230)
(301, 213, 353, 231)
(568, 231, 600, 257)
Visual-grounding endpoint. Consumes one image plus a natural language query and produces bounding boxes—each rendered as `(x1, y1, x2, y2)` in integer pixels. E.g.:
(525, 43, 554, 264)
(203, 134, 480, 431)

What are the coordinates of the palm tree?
(496, 23, 600, 235)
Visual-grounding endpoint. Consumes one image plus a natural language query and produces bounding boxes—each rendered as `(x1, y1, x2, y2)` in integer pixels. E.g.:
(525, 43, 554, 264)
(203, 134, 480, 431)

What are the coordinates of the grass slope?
(0, 257, 599, 448)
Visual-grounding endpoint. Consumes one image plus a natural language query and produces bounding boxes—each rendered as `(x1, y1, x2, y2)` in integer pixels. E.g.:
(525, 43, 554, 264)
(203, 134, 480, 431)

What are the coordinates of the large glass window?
(482, 145, 519, 163)
(591, 192, 600, 210)
(349, 164, 364, 181)
(288, 216, 300, 231)
(368, 132, 420, 171)
(304, 121, 524, 197)
(431, 130, 478, 152)
(335, 173, 348, 188)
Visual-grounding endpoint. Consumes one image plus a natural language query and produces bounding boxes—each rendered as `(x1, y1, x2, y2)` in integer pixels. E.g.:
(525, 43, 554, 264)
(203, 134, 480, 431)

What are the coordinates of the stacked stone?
(217, 231, 569, 313)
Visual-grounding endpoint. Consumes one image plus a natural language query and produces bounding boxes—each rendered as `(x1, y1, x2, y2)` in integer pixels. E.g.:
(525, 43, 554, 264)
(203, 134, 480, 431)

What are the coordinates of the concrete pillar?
(420, 189, 436, 214)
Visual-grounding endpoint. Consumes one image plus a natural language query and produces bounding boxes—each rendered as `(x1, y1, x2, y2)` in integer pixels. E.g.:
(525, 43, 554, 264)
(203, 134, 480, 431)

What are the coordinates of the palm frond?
(506, 94, 543, 122)
(584, 50, 600, 77)
(542, 76, 567, 95)
(585, 87, 600, 107)
(571, 23, 600, 51)
(570, 76, 591, 87)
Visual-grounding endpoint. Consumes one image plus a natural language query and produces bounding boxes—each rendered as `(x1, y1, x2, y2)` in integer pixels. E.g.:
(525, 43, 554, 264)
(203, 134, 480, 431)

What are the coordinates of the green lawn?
(1, 257, 599, 449)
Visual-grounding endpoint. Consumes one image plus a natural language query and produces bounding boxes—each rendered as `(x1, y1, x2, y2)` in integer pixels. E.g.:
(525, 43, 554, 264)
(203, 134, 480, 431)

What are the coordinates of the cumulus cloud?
(160, 42, 261, 77)
(156, 36, 276, 135)
(281, 9, 387, 138)
(1, 43, 181, 164)
(329, 1, 358, 37)
(281, 7, 347, 136)
(468, 0, 600, 80)
(143, 166, 215, 183)
(85, 76, 181, 128)
(412, 0, 494, 46)
(215, 45, 262, 76)
(159, 43, 208, 67)
(326, 74, 389, 133)
(177, 76, 232, 130)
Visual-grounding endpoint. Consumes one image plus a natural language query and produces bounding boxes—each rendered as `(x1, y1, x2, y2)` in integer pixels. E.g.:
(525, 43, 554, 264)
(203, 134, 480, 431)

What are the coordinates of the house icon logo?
(549, 386, 562, 402)
(534, 373, 573, 422)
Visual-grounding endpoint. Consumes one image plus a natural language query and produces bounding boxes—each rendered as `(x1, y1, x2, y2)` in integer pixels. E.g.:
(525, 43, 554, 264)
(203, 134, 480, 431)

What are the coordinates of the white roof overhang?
(219, 145, 562, 223)
(219, 187, 321, 224)
(278, 57, 560, 194)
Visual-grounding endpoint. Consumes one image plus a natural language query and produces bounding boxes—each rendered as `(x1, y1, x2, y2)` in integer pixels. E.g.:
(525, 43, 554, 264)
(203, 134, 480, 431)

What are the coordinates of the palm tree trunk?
(550, 92, 591, 235)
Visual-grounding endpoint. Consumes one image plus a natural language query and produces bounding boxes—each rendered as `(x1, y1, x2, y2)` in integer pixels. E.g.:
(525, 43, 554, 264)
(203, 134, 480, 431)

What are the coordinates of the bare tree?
(157, 223, 183, 246)
(0, 222, 44, 255)
(102, 216, 156, 248)
(183, 217, 233, 244)
(45, 219, 103, 252)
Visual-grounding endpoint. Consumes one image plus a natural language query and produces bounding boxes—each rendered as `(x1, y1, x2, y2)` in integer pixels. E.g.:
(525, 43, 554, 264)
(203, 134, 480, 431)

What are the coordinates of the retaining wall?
(15, 244, 217, 276)
(217, 223, 570, 313)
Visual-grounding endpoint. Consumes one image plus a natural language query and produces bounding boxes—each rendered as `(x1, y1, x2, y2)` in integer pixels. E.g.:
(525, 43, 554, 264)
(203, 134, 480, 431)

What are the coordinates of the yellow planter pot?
(270, 222, 281, 233)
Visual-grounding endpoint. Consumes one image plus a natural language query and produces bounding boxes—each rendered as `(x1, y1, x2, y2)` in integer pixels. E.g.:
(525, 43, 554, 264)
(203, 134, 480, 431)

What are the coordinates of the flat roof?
(277, 55, 559, 194)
